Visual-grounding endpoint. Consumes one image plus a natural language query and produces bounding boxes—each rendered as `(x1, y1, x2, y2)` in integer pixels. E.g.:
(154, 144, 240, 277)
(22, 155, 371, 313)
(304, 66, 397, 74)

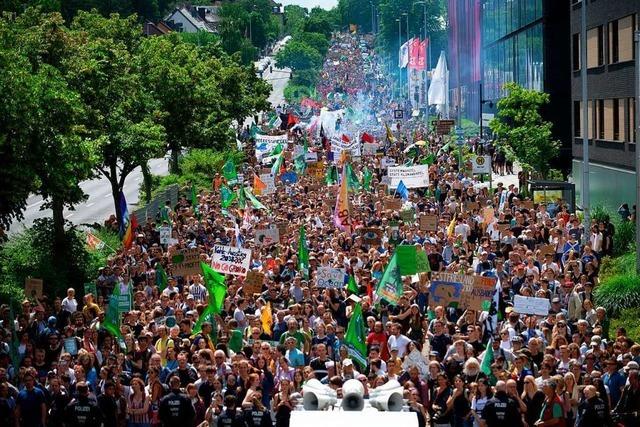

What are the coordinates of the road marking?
(27, 200, 44, 210)
(103, 194, 111, 198)
(86, 202, 95, 207)
(65, 213, 74, 219)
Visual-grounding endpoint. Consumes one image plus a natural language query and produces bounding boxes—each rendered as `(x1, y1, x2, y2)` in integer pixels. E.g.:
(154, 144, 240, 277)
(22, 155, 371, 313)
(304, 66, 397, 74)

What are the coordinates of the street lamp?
(580, 0, 590, 245)
(397, 18, 402, 101)
(403, 12, 409, 102)
(635, 30, 640, 272)
(414, 1, 428, 119)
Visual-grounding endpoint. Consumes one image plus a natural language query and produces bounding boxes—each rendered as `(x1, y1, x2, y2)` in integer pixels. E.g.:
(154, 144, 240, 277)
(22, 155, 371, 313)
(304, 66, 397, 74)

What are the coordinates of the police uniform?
(64, 396, 103, 427)
(576, 396, 611, 427)
(482, 391, 523, 427)
(158, 389, 196, 427)
(243, 405, 272, 427)
(216, 407, 245, 427)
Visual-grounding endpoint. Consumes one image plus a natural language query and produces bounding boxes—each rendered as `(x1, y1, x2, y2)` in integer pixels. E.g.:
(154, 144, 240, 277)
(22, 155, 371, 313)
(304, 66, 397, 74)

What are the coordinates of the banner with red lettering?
(408, 38, 420, 69)
(417, 39, 428, 71)
(212, 245, 252, 277)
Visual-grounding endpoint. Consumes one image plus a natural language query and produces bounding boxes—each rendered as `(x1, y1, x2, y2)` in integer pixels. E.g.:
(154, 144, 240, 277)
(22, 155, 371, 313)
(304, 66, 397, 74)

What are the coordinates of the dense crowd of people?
(1, 32, 639, 427)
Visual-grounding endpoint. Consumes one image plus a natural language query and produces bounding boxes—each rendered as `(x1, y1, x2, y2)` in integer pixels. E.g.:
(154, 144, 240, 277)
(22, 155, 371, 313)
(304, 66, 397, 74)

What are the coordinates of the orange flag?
(253, 174, 267, 195)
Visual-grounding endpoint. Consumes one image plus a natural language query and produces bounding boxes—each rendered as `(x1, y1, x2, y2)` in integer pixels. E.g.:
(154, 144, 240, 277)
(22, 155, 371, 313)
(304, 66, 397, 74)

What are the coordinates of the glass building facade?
(482, 0, 545, 101)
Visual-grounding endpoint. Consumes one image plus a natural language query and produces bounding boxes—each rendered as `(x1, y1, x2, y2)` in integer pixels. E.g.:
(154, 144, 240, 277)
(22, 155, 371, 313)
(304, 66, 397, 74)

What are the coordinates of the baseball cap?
(343, 359, 353, 367)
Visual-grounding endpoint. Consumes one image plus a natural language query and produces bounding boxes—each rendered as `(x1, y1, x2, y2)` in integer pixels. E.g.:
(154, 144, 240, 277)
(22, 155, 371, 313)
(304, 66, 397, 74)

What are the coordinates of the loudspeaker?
(302, 379, 337, 410)
(369, 380, 404, 412)
(341, 379, 365, 411)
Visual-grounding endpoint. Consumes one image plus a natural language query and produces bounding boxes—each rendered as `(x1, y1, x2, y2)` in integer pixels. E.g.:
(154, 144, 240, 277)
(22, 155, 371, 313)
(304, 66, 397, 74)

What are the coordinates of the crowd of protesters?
(1, 32, 639, 427)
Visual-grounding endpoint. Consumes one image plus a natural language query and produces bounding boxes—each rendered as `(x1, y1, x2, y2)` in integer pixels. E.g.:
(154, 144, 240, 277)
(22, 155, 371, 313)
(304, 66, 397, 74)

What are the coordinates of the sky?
(278, 0, 338, 10)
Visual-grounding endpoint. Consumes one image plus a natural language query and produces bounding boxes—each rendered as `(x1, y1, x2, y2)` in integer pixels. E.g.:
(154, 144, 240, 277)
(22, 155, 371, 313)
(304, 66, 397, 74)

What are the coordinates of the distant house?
(164, 5, 220, 33)
(143, 21, 172, 36)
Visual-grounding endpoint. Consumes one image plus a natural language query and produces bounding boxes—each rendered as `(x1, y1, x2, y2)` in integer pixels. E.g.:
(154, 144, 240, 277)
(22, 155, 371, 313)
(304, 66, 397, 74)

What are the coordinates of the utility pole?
(580, 0, 590, 245)
(635, 30, 640, 273)
(397, 18, 402, 101)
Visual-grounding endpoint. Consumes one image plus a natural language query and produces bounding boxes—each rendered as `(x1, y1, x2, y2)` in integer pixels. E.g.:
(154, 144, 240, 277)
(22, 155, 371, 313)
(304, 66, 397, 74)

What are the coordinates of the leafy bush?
(0, 219, 103, 304)
(593, 273, 640, 317)
(613, 220, 635, 256)
(599, 252, 636, 278)
(591, 205, 611, 224)
(610, 307, 640, 344)
(284, 83, 314, 103)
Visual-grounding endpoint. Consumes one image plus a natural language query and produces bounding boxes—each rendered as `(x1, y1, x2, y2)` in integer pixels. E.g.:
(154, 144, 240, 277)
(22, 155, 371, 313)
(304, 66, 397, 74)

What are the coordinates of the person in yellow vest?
(155, 325, 174, 367)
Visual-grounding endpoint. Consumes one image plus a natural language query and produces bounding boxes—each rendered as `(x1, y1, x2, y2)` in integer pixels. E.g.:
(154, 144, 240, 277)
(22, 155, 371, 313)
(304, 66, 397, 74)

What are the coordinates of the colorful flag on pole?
(362, 166, 373, 191)
(222, 160, 237, 183)
(480, 338, 494, 375)
(334, 168, 352, 233)
(361, 132, 375, 144)
(346, 274, 359, 294)
(86, 232, 105, 251)
(221, 185, 236, 208)
(396, 180, 409, 201)
(298, 225, 309, 279)
(252, 175, 267, 195)
(345, 163, 360, 192)
(193, 262, 227, 335)
(244, 188, 268, 211)
(119, 192, 136, 250)
(271, 152, 284, 177)
(447, 216, 457, 237)
(102, 284, 124, 341)
(325, 164, 339, 185)
(261, 302, 273, 336)
(156, 263, 169, 292)
(385, 123, 396, 143)
(344, 302, 368, 367)
(375, 253, 403, 306)
(237, 186, 246, 209)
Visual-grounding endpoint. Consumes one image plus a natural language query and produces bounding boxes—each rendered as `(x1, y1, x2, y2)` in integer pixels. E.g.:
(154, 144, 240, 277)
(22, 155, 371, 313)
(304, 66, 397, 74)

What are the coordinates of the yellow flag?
(385, 123, 396, 143)
(447, 216, 457, 237)
(261, 302, 273, 335)
(334, 168, 352, 233)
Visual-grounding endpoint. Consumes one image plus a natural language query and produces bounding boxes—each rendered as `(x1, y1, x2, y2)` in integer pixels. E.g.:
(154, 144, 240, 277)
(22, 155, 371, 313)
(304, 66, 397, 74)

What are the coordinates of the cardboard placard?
(255, 227, 280, 246)
(159, 226, 172, 245)
(461, 276, 496, 311)
(307, 161, 325, 180)
(24, 278, 43, 299)
(361, 227, 383, 245)
(384, 199, 403, 211)
(400, 208, 416, 223)
(316, 267, 346, 288)
(276, 222, 289, 241)
(171, 248, 202, 276)
(244, 270, 265, 295)
(211, 245, 252, 277)
(419, 214, 438, 232)
(429, 273, 464, 308)
(539, 244, 556, 256)
(513, 295, 551, 316)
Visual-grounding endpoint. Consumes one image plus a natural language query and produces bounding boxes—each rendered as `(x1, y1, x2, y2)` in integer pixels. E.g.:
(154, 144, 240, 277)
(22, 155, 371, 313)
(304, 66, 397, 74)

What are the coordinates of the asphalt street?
(11, 62, 290, 234)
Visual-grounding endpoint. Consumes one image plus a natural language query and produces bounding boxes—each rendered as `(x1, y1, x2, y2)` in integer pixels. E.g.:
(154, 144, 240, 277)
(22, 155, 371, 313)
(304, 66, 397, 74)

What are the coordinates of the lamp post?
(397, 18, 402, 101)
(635, 30, 640, 273)
(580, 0, 590, 245)
(414, 1, 428, 117)
(403, 12, 409, 103)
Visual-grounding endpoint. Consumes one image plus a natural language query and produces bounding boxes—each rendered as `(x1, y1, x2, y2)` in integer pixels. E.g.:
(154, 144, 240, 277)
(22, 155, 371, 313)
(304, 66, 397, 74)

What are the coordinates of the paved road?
(11, 62, 290, 234)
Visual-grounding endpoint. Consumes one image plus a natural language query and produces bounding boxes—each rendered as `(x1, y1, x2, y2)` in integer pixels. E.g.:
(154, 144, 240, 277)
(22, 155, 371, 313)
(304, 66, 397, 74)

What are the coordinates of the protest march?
(1, 32, 639, 427)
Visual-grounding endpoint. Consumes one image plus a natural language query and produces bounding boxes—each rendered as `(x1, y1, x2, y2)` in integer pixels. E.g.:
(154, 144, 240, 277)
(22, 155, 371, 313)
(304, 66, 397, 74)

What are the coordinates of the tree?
(489, 82, 561, 179)
(284, 4, 307, 36)
(67, 11, 166, 228)
(338, 0, 377, 33)
(304, 7, 338, 38)
(275, 40, 323, 72)
(295, 31, 329, 56)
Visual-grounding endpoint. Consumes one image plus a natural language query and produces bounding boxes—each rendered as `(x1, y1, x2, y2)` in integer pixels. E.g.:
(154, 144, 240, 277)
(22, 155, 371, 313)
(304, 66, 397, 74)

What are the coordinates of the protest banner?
(513, 295, 551, 316)
(255, 227, 280, 246)
(84, 282, 97, 298)
(24, 278, 43, 300)
(419, 214, 438, 232)
(316, 267, 346, 288)
(212, 245, 252, 276)
(380, 157, 396, 169)
(384, 198, 402, 211)
(254, 134, 288, 160)
(360, 227, 383, 245)
(400, 208, 416, 223)
(387, 165, 430, 189)
(159, 226, 172, 245)
(244, 270, 265, 295)
(331, 138, 361, 158)
(471, 155, 492, 174)
(429, 273, 466, 308)
(171, 248, 201, 276)
(258, 173, 276, 195)
(461, 276, 496, 311)
(307, 162, 325, 180)
(362, 142, 380, 156)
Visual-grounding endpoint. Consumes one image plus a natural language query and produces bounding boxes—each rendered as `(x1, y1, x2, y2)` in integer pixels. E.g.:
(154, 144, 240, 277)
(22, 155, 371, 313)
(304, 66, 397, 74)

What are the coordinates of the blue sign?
(281, 172, 298, 184)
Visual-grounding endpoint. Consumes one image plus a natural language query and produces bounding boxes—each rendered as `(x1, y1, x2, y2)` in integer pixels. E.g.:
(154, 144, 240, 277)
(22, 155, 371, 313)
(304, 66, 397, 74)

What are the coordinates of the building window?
(587, 26, 604, 68)
(631, 97, 637, 143)
(609, 15, 635, 64)
(596, 99, 604, 140)
(604, 99, 614, 141)
(613, 98, 623, 141)
(574, 101, 581, 137)
(572, 33, 580, 70)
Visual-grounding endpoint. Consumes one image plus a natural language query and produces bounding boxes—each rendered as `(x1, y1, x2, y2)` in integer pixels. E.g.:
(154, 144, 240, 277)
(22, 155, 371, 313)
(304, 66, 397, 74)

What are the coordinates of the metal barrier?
(132, 184, 180, 226)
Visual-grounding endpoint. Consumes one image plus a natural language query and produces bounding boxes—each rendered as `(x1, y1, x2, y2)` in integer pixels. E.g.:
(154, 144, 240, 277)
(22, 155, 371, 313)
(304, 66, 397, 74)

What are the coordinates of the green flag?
(271, 152, 284, 176)
(298, 225, 309, 279)
(222, 160, 237, 183)
(244, 188, 268, 210)
(191, 185, 201, 220)
(156, 263, 168, 292)
(344, 302, 368, 368)
(421, 153, 436, 165)
(294, 154, 306, 174)
(237, 187, 246, 209)
(375, 253, 403, 306)
(250, 124, 262, 138)
(270, 143, 283, 156)
(102, 285, 123, 341)
(345, 163, 360, 192)
(362, 166, 373, 191)
(8, 304, 21, 370)
(396, 245, 418, 275)
(325, 164, 338, 185)
(193, 262, 227, 335)
(346, 274, 359, 294)
(221, 185, 236, 208)
(416, 249, 431, 273)
(480, 339, 494, 375)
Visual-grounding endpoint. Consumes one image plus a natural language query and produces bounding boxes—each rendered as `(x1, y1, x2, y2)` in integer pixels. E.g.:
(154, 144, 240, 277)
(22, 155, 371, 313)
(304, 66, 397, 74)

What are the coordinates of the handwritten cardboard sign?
(400, 208, 416, 223)
(384, 198, 402, 211)
(419, 214, 438, 232)
(539, 244, 556, 256)
(429, 275, 463, 308)
(211, 245, 252, 277)
(171, 248, 201, 276)
(361, 227, 383, 245)
(461, 276, 496, 311)
(255, 227, 279, 246)
(243, 270, 265, 295)
(24, 278, 43, 299)
(316, 267, 346, 288)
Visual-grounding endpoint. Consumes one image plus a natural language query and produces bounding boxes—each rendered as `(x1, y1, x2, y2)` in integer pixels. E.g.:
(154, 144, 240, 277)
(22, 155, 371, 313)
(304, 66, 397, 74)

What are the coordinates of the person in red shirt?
(367, 321, 389, 360)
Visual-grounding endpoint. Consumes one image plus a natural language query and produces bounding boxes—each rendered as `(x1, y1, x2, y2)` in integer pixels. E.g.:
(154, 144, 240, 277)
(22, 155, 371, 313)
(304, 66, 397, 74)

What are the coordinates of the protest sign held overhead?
(387, 165, 429, 188)
(211, 245, 252, 277)
(316, 267, 346, 288)
(171, 248, 201, 276)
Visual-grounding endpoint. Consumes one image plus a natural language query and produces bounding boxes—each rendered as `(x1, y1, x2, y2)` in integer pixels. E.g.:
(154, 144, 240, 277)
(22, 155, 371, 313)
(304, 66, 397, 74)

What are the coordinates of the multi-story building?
(570, 0, 638, 208)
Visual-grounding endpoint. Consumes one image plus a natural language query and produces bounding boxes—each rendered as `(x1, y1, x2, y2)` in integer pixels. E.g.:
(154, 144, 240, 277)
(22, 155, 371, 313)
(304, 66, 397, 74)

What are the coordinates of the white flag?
(398, 41, 409, 68)
(428, 51, 449, 106)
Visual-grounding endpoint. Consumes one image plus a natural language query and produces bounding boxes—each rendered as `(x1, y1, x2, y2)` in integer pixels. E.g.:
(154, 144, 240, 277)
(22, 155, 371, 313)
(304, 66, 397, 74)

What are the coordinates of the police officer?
(159, 376, 195, 427)
(482, 381, 523, 427)
(217, 395, 245, 427)
(576, 385, 611, 427)
(64, 382, 103, 427)
(243, 388, 272, 427)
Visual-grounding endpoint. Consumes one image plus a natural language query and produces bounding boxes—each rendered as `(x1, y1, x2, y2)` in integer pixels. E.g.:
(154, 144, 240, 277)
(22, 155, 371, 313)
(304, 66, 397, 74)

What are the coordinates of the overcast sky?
(278, 0, 338, 10)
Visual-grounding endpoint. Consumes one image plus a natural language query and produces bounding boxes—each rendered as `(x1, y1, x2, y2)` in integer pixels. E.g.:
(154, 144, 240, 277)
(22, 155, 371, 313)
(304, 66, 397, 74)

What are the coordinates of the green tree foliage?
(338, 0, 376, 33)
(283, 4, 307, 35)
(489, 82, 561, 179)
(304, 7, 338, 38)
(296, 31, 329, 56)
(275, 39, 323, 71)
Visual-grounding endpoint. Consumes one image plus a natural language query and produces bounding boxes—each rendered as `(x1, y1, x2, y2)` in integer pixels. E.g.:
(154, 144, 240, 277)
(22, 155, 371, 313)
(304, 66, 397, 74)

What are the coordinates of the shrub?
(613, 220, 635, 256)
(284, 83, 313, 103)
(610, 307, 640, 344)
(593, 273, 640, 317)
(599, 252, 636, 278)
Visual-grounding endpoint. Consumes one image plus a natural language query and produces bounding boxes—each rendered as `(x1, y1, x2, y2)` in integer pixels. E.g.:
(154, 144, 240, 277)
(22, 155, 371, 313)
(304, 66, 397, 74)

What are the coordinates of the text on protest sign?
(244, 270, 265, 295)
(254, 134, 288, 160)
(387, 165, 430, 188)
(258, 173, 276, 195)
(212, 245, 252, 277)
(429, 273, 465, 308)
(254, 227, 279, 246)
(461, 276, 496, 311)
(171, 248, 201, 276)
(513, 295, 551, 316)
(419, 214, 438, 232)
(159, 226, 172, 245)
(331, 138, 361, 158)
(316, 267, 346, 288)
(25, 278, 43, 299)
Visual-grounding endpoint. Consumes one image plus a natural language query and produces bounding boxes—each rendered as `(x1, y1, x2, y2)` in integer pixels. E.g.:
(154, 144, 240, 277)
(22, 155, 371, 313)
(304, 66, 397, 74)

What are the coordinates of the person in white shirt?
(61, 288, 78, 313)
(387, 323, 411, 358)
